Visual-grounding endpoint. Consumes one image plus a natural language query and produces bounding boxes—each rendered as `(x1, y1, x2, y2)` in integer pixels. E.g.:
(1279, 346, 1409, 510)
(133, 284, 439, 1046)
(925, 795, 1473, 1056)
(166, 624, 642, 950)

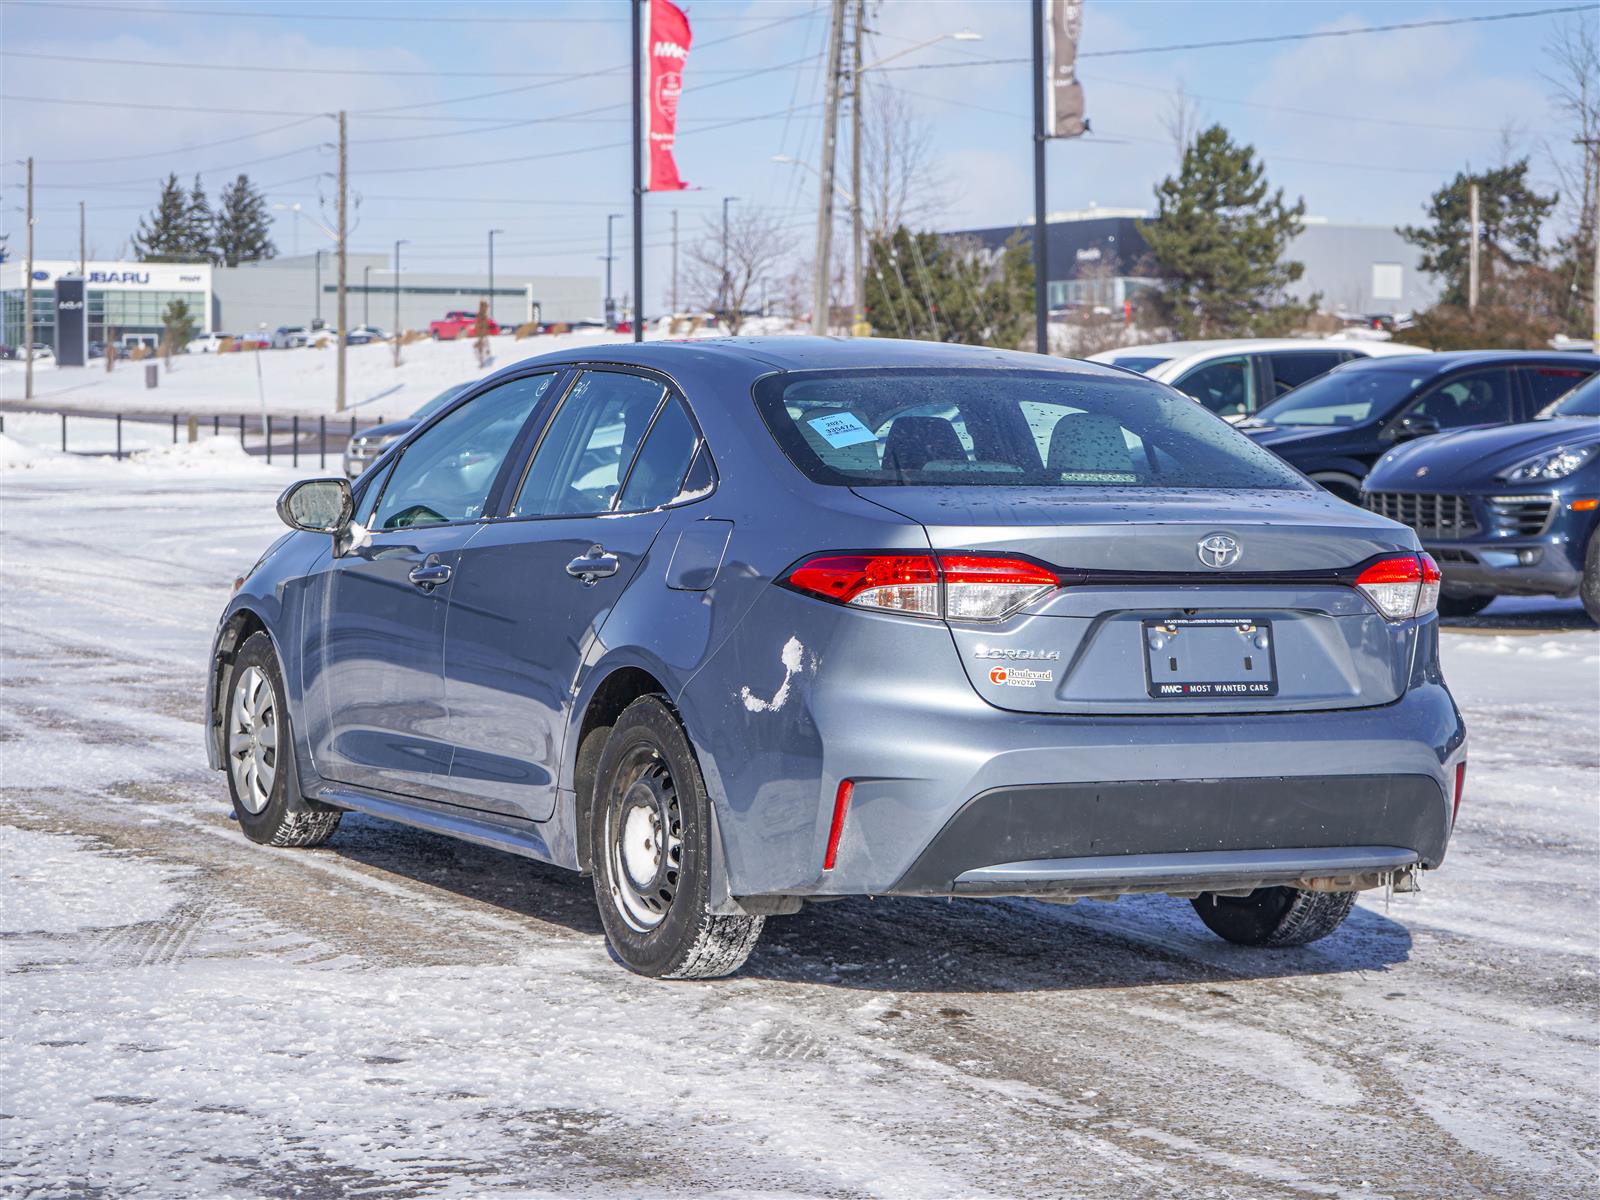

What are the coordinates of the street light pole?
(604, 212, 623, 329)
(363, 265, 372, 327)
(314, 249, 324, 325)
(720, 195, 738, 325)
(488, 228, 504, 326)
(23, 156, 34, 401)
(392, 238, 407, 368)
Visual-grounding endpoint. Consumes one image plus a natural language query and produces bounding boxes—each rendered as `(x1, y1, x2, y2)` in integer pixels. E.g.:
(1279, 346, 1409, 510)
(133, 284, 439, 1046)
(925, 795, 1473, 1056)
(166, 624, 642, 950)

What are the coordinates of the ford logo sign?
(1197, 533, 1241, 569)
(31, 270, 49, 281)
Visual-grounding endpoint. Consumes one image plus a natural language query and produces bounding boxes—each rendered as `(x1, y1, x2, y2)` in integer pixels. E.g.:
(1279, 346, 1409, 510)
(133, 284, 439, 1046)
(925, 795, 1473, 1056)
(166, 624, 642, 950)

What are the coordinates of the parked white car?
(1088, 338, 1430, 420)
(269, 326, 310, 349)
(185, 332, 231, 354)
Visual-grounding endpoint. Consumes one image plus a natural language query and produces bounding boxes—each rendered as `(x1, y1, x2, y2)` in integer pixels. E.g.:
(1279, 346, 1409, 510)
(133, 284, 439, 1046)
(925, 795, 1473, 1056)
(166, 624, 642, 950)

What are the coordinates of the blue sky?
(2, 0, 1589, 312)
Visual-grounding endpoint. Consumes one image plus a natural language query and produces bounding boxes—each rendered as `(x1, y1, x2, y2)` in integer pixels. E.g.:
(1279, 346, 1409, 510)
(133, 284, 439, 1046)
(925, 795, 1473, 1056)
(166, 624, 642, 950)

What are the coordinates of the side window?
(1267, 351, 1343, 398)
(1520, 366, 1592, 412)
(617, 397, 701, 511)
(1410, 369, 1513, 430)
(512, 370, 667, 517)
(1174, 356, 1256, 417)
(371, 374, 553, 531)
(354, 460, 394, 527)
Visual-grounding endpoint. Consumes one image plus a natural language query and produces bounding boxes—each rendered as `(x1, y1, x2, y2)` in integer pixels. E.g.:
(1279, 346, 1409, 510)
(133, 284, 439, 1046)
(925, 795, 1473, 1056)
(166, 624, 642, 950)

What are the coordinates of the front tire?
(1191, 887, 1355, 947)
(590, 696, 762, 979)
(1581, 531, 1600, 625)
(223, 632, 341, 848)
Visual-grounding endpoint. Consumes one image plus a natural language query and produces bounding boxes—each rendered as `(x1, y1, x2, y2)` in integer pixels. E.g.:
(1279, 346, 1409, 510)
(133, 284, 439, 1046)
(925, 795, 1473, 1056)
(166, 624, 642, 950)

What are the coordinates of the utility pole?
(850, 0, 864, 335)
(488, 228, 503, 326)
(314, 249, 324, 326)
(1031, 0, 1048, 354)
(630, 0, 644, 343)
(1580, 137, 1600, 349)
(720, 195, 737, 324)
(79, 199, 85, 275)
(671, 208, 679, 317)
(392, 238, 406, 368)
(1467, 182, 1480, 312)
(336, 110, 348, 411)
(363, 264, 372, 327)
(812, 0, 847, 336)
(24, 156, 34, 401)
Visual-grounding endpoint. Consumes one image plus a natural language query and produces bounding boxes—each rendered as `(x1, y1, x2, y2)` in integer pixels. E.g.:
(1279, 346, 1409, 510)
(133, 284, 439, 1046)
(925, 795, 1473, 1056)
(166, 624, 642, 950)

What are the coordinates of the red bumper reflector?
(1453, 761, 1467, 823)
(823, 780, 854, 870)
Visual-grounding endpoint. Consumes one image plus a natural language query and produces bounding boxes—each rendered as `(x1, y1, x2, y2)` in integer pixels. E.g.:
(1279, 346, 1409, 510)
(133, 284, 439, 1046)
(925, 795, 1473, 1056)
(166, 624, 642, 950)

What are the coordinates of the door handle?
(408, 562, 453, 590)
(566, 544, 619, 585)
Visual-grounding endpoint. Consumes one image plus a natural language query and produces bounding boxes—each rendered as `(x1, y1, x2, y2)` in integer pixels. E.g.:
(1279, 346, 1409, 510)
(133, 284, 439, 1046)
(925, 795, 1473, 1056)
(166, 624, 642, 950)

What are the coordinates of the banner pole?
(632, 0, 645, 343)
(1032, 0, 1048, 355)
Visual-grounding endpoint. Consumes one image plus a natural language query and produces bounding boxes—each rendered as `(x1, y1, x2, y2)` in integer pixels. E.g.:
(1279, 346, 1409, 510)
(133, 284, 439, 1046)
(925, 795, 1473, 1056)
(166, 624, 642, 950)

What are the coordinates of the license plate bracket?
(1143, 616, 1278, 699)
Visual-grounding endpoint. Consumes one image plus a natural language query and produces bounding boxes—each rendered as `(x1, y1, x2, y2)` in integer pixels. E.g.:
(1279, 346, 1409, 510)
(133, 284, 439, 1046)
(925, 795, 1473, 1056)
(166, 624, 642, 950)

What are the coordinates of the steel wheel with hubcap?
(591, 695, 763, 979)
(222, 631, 342, 848)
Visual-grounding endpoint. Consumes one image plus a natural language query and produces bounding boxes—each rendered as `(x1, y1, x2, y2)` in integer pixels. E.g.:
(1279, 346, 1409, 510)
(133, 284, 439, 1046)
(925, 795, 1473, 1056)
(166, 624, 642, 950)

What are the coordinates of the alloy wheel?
(228, 665, 278, 815)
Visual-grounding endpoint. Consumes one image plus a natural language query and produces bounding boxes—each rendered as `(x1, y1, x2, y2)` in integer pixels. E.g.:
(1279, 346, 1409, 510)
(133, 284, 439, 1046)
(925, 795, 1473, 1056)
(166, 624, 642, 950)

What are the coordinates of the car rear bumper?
(889, 776, 1443, 897)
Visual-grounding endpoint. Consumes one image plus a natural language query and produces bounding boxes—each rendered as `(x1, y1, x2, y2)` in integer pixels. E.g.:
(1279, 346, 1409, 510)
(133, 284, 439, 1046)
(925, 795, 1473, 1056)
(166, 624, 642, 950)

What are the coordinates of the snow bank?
(129, 436, 270, 473)
(0, 431, 66, 469)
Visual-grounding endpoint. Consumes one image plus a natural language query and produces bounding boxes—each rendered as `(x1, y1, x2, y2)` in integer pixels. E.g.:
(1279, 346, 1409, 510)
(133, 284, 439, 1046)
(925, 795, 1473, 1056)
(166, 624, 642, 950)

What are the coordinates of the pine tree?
(865, 226, 1033, 348)
(185, 175, 215, 263)
(1138, 125, 1316, 338)
(1398, 161, 1558, 307)
(213, 174, 277, 267)
(130, 174, 195, 263)
(161, 298, 198, 356)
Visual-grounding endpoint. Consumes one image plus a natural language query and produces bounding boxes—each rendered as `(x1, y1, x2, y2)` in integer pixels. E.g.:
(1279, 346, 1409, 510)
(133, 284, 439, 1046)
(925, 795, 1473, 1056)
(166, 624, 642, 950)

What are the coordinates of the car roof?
(1332, 349, 1600, 374)
(512, 335, 1137, 379)
(1090, 338, 1422, 358)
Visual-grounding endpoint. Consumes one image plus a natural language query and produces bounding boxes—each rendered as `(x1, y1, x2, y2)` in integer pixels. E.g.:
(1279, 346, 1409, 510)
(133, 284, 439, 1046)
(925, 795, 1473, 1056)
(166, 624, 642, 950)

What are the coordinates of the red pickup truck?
(429, 311, 501, 340)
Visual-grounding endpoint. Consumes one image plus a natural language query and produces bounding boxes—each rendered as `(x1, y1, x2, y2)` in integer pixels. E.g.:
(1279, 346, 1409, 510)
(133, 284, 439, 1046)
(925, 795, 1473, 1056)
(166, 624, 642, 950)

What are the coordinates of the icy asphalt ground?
(1, 442, 1596, 1200)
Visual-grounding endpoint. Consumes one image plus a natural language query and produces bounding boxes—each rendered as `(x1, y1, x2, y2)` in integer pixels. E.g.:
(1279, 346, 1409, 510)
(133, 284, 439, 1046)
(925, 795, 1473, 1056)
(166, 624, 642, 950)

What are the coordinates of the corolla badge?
(1197, 533, 1241, 568)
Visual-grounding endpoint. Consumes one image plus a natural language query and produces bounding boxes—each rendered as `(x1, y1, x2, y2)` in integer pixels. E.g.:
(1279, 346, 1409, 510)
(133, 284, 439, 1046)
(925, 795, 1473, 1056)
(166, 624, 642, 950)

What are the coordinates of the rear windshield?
(754, 368, 1309, 490)
(1254, 364, 1432, 426)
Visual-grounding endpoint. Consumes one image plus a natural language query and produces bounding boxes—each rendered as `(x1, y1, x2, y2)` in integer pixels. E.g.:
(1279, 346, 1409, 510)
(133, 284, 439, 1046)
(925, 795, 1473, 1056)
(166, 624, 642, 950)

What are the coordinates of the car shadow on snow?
(1442, 597, 1594, 633)
(322, 814, 1413, 992)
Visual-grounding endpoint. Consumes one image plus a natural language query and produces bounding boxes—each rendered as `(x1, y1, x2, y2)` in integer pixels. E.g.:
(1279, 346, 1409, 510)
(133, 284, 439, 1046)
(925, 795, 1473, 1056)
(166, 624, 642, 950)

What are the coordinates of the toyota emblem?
(1197, 533, 1241, 568)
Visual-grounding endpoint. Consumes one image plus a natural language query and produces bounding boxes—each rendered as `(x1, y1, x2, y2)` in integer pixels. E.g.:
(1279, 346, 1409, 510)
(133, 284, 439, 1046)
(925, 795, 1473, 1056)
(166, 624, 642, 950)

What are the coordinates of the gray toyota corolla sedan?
(207, 338, 1466, 978)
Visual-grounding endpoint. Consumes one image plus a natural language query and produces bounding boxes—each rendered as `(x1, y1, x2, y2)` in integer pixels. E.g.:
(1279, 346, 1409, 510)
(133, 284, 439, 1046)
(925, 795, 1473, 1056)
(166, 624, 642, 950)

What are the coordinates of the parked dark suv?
(1241, 351, 1599, 501)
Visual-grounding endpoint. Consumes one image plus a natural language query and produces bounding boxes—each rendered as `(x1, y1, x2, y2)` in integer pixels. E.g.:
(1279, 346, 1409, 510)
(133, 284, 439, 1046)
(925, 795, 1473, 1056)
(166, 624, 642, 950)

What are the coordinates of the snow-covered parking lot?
(2, 440, 1596, 1199)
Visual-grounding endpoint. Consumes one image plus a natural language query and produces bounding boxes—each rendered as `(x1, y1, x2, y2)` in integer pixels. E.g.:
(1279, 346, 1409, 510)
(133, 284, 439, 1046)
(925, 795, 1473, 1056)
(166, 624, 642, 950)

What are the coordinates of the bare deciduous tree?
(1161, 80, 1205, 168)
(860, 84, 949, 241)
(1540, 16, 1599, 331)
(683, 206, 796, 334)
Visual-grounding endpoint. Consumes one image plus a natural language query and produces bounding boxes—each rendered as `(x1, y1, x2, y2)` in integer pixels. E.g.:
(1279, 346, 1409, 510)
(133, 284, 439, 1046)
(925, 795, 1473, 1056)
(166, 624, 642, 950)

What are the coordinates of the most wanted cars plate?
(1143, 615, 1278, 699)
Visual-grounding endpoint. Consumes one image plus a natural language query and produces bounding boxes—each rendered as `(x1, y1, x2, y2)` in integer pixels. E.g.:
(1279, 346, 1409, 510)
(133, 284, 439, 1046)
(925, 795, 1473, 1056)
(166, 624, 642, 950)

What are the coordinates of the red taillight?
(1453, 760, 1466, 824)
(1353, 553, 1438, 621)
(785, 553, 1058, 621)
(823, 779, 854, 870)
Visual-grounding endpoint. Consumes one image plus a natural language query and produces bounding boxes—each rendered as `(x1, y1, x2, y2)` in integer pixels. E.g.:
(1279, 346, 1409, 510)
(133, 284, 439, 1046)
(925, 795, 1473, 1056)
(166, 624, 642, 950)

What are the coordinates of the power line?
(30, 117, 324, 166)
(871, 5, 1591, 72)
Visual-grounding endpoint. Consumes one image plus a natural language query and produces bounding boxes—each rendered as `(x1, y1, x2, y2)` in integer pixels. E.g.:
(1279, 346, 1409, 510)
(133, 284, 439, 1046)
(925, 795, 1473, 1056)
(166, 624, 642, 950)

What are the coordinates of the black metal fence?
(0, 409, 391, 472)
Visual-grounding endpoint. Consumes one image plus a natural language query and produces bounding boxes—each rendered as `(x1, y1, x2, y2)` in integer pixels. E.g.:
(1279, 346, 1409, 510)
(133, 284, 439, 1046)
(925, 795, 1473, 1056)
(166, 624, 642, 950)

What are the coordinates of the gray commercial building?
(950, 207, 1439, 317)
(211, 253, 601, 334)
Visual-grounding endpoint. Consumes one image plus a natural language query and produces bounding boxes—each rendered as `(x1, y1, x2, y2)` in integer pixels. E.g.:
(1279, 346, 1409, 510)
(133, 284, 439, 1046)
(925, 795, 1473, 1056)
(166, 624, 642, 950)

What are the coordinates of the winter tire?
(224, 632, 341, 848)
(1437, 593, 1494, 620)
(1582, 531, 1600, 626)
(1191, 886, 1356, 947)
(590, 696, 763, 979)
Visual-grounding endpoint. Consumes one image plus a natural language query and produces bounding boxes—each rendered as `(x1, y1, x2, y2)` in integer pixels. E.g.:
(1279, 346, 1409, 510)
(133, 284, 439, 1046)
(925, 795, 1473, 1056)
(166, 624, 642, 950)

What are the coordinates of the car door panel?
(440, 371, 705, 822)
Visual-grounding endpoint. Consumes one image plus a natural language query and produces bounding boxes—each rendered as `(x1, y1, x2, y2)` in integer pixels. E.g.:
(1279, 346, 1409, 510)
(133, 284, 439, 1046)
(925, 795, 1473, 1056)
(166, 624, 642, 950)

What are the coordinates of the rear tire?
(590, 696, 762, 979)
(1581, 532, 1600, 625)
(1191, 887, 1355, 947)
(223, 632, 341, 848)
(1437, 593, 1494, 619)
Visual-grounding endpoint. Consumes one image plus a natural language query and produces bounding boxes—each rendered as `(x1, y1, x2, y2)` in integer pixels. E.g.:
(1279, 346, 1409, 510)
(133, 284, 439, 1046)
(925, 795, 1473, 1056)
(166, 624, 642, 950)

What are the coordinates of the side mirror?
(276, 477, 353, 534)
(1390, 413, 1441, 441)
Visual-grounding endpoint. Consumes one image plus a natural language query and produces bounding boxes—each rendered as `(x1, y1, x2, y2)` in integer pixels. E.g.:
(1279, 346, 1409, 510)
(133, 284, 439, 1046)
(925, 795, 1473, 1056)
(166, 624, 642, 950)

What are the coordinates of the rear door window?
(616, 397, 702, 512)
(1173, 356, 1257, 417)
(1519, 365, 1593, 414)
(1266, 351, 1344, 398)
(512, 370, 667, 517)
(1408, 368, 1513, 429)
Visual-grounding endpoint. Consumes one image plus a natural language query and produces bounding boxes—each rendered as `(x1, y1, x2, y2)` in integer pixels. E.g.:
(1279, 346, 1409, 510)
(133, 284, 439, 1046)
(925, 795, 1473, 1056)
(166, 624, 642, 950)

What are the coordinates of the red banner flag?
(645, 0, 691, 191)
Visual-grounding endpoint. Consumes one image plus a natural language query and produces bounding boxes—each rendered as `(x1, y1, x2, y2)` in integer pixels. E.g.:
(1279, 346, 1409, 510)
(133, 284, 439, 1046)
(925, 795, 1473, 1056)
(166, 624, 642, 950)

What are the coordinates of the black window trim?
(499, 363, 717, 524)
(1389, 364, 1515, 433)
